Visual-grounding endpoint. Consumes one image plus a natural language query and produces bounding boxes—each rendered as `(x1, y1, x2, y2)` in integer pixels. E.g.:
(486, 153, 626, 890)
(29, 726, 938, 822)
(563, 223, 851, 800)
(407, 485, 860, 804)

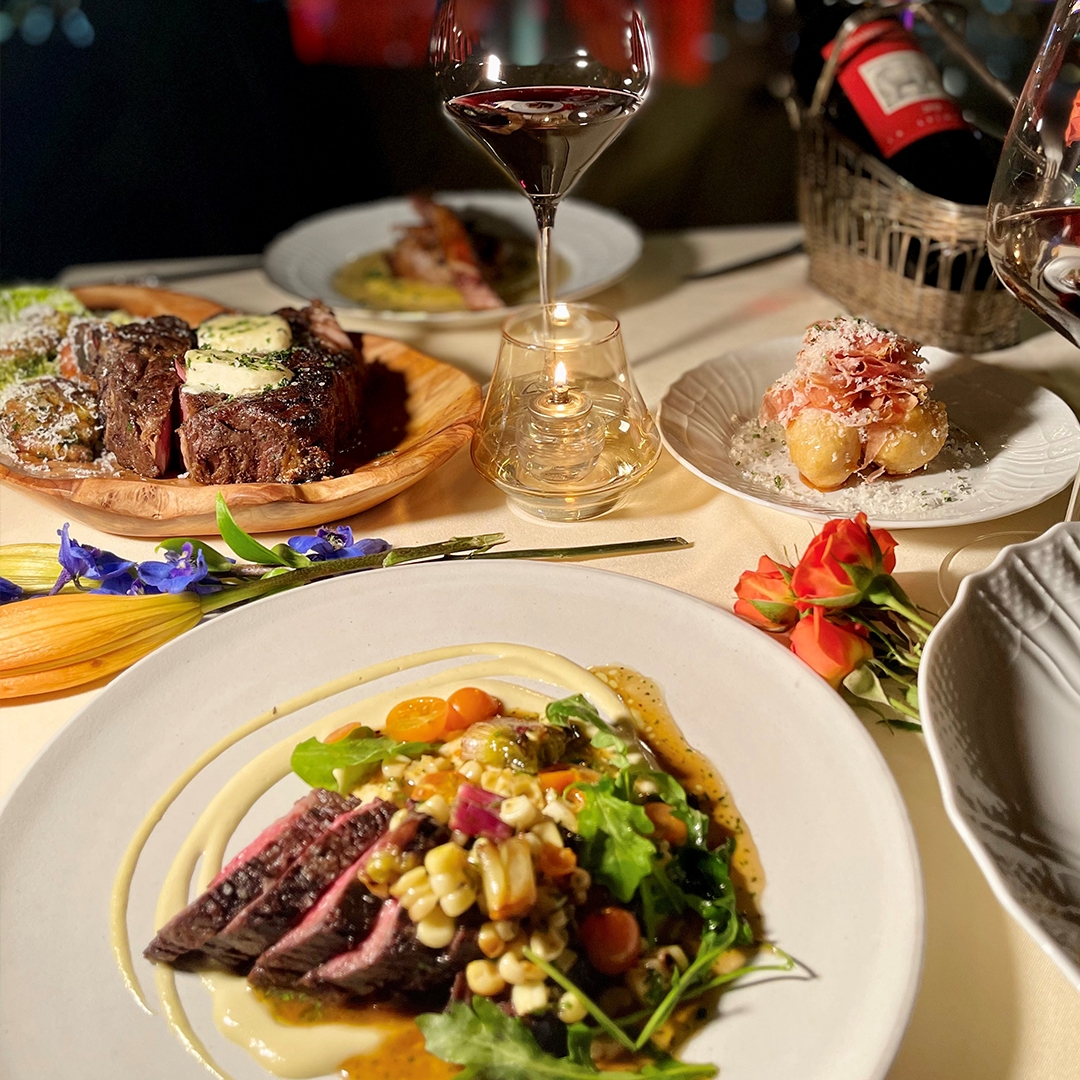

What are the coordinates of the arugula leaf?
(546, 693, 630, 766)
(215, 493, 310, 568)
(574, 775, 657, 902)
(416, 999, 717, 1080)
(633, 768, 710, 849)
(290, 728, 435, 792)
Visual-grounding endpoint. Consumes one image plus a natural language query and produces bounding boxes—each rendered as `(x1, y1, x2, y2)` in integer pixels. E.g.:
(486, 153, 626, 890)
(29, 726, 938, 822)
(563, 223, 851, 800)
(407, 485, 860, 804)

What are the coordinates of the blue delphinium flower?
(286, 526, 390, 561)
(135, 544, 218, 595)
(0, 577, 23, 604)
(52, 524, 136, 594)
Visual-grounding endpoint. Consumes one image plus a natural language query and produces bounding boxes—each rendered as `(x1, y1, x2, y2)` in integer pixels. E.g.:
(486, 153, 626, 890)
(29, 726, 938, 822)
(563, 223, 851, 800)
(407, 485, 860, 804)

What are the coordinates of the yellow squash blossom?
(0, 544, 64, 594)
(0, 592, 202, 699)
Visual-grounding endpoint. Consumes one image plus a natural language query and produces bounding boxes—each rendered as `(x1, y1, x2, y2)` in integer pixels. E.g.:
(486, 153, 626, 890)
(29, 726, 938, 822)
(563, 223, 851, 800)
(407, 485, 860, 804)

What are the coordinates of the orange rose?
(734, 555, 800, 632)
(791, 513, 898, 608)
(789, 607, 873, 689)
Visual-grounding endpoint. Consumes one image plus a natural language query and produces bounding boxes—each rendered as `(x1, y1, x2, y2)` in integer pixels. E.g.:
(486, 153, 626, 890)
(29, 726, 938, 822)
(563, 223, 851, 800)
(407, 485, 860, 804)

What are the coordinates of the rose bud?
(734, 555, 800, 632)
(790, 512, 898, 607)
(789, 607, 873, 689)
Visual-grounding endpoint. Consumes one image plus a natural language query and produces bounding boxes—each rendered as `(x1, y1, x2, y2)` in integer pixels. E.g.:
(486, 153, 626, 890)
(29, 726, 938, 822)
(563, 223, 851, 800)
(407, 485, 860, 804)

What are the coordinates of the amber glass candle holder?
(472, 303, 660, 521)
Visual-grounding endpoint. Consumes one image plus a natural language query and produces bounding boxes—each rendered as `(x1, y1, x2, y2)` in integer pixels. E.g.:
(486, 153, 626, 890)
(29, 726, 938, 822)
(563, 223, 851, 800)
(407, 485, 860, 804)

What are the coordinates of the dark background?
(0, 0, 1047, 282)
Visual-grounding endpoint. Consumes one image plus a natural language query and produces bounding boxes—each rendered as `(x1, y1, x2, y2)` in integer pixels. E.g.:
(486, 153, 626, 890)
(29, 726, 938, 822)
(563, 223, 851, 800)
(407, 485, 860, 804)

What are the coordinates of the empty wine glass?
(430, 0, 651, 308)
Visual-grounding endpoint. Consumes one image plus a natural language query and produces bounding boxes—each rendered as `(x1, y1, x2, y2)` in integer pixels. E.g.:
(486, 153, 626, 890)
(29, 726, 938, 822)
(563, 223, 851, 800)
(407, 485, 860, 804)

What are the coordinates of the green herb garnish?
(290, 727, 435, 792)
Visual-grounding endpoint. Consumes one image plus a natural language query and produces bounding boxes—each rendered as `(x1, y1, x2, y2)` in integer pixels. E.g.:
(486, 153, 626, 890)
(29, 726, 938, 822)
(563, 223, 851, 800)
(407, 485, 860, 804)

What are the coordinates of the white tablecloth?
(3, 224, 1079, 1078)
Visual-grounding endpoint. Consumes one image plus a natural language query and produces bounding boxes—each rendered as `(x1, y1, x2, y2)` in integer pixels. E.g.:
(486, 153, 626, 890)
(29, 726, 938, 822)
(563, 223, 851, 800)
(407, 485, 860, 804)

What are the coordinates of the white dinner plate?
(921, 523, 1080, 990)
(263, 192, 642, 326)
(657, 336, 1080, 528)
(0, 561, 922, 1080)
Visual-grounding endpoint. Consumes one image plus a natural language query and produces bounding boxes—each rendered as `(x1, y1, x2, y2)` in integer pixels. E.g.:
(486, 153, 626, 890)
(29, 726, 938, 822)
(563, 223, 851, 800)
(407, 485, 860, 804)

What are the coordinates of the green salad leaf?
(291, 727, 435, 792)
(546, 693, 630, 766)
(574, 774, 657, 902)
(416, 998, 717, 1080)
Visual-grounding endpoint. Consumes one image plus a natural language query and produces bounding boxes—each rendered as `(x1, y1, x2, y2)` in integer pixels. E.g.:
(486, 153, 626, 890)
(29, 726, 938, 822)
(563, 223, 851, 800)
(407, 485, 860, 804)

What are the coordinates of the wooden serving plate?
(0, 286, 482, 537)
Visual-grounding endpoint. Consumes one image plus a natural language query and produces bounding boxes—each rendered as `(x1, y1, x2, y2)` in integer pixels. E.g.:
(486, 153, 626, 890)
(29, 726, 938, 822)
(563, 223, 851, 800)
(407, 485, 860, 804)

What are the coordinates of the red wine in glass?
(988, 206, 1080, 346)
(431, 0, 650, 308)
(445, 86, 643, 201)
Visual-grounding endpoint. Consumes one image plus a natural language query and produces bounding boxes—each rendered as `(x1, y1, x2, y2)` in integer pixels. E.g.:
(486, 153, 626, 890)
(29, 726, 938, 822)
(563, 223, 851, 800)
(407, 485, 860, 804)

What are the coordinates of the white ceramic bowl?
(921, 523, 1080, 989)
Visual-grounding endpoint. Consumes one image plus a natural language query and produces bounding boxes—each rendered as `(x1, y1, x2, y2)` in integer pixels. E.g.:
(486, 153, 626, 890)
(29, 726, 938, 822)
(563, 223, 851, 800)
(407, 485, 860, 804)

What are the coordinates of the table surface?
(3, 223, 1080, 1079)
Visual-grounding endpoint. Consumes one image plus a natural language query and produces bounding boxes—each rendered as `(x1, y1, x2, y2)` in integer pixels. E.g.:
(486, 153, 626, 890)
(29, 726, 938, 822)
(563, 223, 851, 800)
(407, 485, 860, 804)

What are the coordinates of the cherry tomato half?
(324, 722, 363, 744)
(385, 696, 450, 743)
(579, 907, 642, 975)
(445, 687, 500, 732)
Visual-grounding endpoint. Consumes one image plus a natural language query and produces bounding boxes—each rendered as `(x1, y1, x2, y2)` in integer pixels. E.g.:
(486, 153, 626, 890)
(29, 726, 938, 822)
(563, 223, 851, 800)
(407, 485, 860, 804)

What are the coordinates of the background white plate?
(657, 337, 1080, 529)
(263, 192, 642, 326)
(921, 523, 1080, 990)
(0, 561, 922, 1080)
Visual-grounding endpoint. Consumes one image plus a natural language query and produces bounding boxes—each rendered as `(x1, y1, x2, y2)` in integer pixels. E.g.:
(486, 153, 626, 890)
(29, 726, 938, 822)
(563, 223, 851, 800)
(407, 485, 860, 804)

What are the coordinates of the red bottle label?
(823, 19, 968, 158)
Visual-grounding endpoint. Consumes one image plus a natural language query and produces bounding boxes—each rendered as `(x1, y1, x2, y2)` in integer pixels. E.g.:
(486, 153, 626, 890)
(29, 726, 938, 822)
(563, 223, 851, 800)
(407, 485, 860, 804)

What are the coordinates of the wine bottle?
(792, 0, 999, 206)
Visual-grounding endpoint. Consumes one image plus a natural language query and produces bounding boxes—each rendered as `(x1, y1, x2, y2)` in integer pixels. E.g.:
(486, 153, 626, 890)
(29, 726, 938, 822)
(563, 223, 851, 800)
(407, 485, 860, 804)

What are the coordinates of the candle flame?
(553, 360, 568, 389)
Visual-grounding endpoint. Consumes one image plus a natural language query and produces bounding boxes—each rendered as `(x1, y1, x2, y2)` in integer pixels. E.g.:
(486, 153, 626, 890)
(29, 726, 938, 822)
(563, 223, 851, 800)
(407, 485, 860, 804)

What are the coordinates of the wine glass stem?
(534, 197, 557, 308)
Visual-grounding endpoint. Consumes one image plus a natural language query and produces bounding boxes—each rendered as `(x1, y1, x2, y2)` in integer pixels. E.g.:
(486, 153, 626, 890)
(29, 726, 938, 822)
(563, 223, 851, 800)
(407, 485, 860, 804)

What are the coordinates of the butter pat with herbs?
(182, 349, 293, 397)
(196, 313, 292, 354)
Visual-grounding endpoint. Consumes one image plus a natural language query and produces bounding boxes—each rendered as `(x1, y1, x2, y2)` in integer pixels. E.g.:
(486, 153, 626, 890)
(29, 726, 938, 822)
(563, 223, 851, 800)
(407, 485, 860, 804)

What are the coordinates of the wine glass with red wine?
(987, 0, 1080, 346)
(430, 0, 650, 307)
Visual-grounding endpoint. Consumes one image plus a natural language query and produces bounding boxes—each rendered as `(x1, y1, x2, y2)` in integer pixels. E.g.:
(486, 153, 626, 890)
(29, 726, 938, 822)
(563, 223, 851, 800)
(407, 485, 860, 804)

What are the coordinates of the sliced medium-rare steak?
(199, 799, 395, 970)
(249, 812, 449, 990)
(302, 899, 481, 1000)
(144, 788, 354, 965)
(82, 316, 194, 477)
(177, 302, 369, 484)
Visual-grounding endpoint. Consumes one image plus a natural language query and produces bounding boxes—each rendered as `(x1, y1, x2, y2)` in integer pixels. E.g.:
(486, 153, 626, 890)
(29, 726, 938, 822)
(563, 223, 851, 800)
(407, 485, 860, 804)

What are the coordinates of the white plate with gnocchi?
(657, 336, 1080, 528)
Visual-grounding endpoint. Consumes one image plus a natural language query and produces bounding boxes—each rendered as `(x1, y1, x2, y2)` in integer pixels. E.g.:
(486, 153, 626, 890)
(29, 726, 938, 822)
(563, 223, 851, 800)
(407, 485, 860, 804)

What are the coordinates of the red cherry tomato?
(579, 907, 642, 975)
(445, 687, 500, 732)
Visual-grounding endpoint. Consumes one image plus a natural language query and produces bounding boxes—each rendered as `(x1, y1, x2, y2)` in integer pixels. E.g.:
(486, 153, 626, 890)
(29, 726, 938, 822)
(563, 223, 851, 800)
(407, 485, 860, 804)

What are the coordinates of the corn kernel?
(440, 884, 477, 918)
(499, 795, 540, 830)
(497, 950, 543, 986)
(557, 991, 587, 1024)
(529, 928, 568, 963)
(542, 799, 578, 832)
(425, 842, 467, 878)
(511, 982, 549, 1016)
(478, 922, 505, 958)
(390, 865, 428, 898)
(408, 892, 439, 923)
(530, 820, 563, 848)
(465, 959, 505, 997)
(417, 794, 451, 825)
(415, 907, 456, 948)
(460, 760, 484, 783)
(494, 919, 519, 942)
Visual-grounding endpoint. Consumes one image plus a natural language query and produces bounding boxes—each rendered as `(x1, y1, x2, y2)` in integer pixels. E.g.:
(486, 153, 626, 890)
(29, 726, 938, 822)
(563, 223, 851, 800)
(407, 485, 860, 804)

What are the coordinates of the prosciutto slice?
(760, 317, 930, 430)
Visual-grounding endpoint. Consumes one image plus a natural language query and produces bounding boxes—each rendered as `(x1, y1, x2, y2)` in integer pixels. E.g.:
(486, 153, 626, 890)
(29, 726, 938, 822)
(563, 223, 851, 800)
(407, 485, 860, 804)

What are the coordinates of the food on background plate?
(0, 288, 402, 485)
(760, 316, 948, 490)
(127, 645, 775, 1080)
(333, 195, 538, 313)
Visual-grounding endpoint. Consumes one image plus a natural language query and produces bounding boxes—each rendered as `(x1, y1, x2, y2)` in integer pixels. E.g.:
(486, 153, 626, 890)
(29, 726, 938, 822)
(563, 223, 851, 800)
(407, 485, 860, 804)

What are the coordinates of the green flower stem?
(886, 695, 922, 722)
(522, 947, 637, 1052)
(198, 535, 504, 614)
(460, 537, 692, 562)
